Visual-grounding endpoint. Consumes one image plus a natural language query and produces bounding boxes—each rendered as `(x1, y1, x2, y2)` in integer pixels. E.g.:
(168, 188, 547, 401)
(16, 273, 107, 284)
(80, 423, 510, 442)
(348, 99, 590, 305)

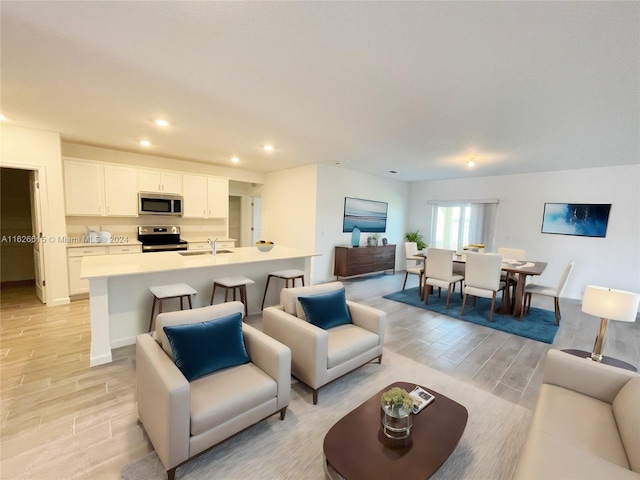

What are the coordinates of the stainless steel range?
(138, 226, 188, 253)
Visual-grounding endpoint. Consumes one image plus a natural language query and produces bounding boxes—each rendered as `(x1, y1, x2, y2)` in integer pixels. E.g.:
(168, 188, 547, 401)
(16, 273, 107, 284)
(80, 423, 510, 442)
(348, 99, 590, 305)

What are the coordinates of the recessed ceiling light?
(140, 140, 151, 147)
(263, 145, 274, 152)
(0, 114, 6, 121)
(231, 156, 240, 163)
(467, 159, 475, 167)
(155, 119, 169, 127)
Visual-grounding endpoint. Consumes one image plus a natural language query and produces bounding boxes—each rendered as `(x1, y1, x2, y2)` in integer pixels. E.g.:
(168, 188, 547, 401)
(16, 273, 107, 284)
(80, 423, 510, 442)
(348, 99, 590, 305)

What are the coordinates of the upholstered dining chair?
(521, 260, 575, 324)
(423, 248, 464, 309)
(461, 252, 506, 322)
(498, 247, 527, 302)
(403, 241, 424, 294)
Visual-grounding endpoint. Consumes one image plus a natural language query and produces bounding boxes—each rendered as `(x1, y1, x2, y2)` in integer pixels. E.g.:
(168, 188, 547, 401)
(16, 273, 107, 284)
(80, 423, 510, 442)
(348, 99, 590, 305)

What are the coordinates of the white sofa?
(513, 349, 640, 480)
(136, 302, 291, 480)
(262, 281, 385, 404)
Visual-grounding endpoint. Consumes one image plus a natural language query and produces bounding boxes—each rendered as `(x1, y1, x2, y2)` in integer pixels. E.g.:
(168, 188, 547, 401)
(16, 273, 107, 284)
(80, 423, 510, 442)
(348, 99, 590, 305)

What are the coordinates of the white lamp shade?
(582, 285, 640, 323)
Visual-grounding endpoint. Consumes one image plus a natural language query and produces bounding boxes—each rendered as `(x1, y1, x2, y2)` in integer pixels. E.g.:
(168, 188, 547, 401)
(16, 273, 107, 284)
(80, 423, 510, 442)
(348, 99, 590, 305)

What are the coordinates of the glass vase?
(380, 404, 413, 440)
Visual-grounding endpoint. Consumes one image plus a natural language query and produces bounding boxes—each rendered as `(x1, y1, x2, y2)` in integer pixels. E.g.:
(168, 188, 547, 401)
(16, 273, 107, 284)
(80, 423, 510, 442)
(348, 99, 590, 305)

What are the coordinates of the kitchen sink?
(178, 250, 234, 256)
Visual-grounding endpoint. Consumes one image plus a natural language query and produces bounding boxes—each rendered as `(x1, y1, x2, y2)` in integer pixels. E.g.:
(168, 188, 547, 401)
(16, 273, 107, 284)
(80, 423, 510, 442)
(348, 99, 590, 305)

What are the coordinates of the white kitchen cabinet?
(67, 246, 108, 295)
(104, 165, 138, 216)
(67, 244, 141, 296)
(182, 174, 208, 218)
(207, 177, 229, 218)
(64, 159, 105, 215)
(138, 169, 182, 194)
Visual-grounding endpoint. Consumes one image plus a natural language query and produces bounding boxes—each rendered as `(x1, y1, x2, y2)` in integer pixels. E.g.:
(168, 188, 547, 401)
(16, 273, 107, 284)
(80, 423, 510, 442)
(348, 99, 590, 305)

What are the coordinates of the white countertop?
(81, 245, 318, 279)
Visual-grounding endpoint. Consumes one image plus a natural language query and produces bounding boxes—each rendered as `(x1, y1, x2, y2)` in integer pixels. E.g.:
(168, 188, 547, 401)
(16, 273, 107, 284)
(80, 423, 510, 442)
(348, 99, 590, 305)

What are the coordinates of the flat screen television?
(541, 203, 611, 238)
(342, 197, 388, 233)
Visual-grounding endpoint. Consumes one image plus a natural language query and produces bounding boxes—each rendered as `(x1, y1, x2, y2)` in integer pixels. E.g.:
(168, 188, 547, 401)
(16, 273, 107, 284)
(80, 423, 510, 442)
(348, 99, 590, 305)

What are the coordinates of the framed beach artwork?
(342, 197, 388, 233)
(541, 203, 611, 238)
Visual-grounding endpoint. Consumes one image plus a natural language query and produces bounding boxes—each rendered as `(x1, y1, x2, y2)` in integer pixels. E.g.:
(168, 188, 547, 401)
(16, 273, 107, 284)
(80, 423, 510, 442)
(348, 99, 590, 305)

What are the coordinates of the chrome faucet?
(208, 237, 218, 255)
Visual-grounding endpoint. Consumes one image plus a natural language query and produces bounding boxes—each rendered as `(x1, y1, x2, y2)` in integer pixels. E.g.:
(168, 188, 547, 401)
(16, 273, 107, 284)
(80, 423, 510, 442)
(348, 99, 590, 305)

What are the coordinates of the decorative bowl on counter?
(256, 240, 274, 252)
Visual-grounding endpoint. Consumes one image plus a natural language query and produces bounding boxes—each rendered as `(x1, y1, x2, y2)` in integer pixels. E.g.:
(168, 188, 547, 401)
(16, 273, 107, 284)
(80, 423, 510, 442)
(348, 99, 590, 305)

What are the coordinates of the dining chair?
(498, 247, 527, 304)
(423, 248, 463, 309)
(521, 260, 575, 325)
(403, 242, 424, 294)
(461, 252, 506, 322)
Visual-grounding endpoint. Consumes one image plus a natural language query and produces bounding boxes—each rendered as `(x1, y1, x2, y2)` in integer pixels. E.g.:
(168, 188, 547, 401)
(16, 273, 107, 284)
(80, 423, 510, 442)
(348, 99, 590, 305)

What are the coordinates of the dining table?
(416, 252, 547, 319)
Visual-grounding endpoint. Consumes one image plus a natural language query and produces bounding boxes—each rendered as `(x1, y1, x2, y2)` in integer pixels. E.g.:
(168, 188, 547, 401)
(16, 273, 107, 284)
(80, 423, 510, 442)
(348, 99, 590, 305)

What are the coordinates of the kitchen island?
(82, 246, 318, 366)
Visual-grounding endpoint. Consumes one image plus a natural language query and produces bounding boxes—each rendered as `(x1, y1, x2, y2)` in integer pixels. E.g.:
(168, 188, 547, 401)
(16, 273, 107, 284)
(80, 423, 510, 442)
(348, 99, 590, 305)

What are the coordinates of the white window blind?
(429, 200, 498, 252)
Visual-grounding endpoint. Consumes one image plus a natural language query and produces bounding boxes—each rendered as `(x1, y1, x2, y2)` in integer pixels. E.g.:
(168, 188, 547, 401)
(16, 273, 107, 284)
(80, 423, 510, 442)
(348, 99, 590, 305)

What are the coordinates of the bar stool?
(261, 269, 305, 310)
(148, 283, 197, 332)
(210, 275, 255, 316)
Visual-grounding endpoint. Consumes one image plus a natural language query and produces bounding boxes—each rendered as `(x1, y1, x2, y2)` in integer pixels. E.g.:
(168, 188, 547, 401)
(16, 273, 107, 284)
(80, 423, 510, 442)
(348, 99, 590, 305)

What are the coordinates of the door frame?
(1, 163, 49, 304)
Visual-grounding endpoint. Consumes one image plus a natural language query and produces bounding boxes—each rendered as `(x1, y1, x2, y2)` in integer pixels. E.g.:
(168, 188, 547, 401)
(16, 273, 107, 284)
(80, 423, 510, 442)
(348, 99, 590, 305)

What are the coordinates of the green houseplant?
(380, 387, 414, 440)
(404, 230, 427, 251)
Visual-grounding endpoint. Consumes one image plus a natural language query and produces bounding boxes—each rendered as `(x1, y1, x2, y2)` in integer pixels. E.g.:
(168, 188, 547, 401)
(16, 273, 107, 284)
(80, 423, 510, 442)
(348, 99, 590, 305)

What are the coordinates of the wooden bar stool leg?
(179, 296, 184, 310)
(241, 285, 248, 316)
(149, 296, 158, 332)
(225, 287, 230, 302)
(187, 295, 193, 309)
(261, 275, 273, 310)
(210, 284, 217, 305)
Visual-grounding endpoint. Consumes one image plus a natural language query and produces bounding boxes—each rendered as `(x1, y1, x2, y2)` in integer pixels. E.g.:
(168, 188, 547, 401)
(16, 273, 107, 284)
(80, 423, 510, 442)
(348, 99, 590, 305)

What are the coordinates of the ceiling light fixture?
(467, 159, 476, 167)
(155, 119, 169, 127)
(0, 114, 6, 121)
(263, 145, 274, 152)
(231, 156, 240, 163)
(140, 140, 151, 147)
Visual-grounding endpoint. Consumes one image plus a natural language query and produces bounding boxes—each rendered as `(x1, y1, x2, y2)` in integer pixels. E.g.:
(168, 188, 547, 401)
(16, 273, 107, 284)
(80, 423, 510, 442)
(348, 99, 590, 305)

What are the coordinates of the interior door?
(29, 170, 46, 303)
(251, 196, 262, 244)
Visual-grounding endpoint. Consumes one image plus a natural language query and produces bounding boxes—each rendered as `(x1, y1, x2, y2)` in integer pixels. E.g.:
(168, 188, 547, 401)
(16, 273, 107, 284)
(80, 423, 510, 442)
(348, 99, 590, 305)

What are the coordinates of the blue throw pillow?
(163, 312, 249, 382)
(298, 288, 352, 330)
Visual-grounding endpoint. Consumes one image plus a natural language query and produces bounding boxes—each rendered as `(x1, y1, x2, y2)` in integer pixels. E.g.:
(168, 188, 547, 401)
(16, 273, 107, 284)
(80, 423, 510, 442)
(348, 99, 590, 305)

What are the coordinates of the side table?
(561, 349, 637, 372)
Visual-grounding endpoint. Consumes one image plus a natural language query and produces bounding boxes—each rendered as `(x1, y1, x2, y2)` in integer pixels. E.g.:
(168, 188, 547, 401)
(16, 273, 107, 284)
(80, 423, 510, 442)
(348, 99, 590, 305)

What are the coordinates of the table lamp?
(582, 285, 640, 362)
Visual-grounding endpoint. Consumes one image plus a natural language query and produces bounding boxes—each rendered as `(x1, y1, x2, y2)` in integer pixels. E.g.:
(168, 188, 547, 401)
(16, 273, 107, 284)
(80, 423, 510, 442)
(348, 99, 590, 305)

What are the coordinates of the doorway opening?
(0, 167, 46, 303)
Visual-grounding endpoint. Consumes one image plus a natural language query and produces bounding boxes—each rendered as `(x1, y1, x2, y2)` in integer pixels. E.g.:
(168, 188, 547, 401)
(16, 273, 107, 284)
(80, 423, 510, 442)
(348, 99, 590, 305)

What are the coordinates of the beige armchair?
(136, 302, 291, 480)
(262, 282, 385, 404)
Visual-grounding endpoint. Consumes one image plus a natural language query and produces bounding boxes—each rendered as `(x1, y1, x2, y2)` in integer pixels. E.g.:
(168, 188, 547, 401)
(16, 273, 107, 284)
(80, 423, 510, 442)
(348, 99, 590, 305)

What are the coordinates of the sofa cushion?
(190, 362, 277, 436)
(513, 428, 640, 480)
(279, 281, 344, 319)
(613, 376, 640, 473)
(528, 383, 630, 469)
(163, 312, 249, 382)
(327, 324, 379, 369)
(298, 288, 352, 330)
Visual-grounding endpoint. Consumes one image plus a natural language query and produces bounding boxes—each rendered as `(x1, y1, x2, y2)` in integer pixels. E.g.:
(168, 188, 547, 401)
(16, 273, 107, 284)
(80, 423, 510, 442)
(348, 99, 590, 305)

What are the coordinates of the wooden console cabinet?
(334, 245, 396, 278)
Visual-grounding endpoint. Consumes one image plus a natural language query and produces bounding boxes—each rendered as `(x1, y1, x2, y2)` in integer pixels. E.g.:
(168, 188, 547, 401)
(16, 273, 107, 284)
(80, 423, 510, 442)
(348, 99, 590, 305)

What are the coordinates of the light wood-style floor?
(1, 274, 638, 479)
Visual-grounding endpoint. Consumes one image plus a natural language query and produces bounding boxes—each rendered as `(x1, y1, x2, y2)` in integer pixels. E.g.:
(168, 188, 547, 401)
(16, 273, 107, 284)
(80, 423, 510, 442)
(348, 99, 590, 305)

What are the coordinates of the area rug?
(383, 287, 558, 344)
(122, 350, 532, 480)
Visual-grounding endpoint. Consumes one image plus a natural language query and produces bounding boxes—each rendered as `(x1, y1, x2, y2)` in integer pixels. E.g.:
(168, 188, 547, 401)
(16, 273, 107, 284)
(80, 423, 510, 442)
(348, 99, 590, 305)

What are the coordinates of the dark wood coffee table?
(323, 381, 468, 480)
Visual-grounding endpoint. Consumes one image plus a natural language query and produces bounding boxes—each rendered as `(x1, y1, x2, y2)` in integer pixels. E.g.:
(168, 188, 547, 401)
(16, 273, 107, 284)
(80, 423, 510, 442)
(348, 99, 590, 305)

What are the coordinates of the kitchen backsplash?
(66, 216, 228, 239)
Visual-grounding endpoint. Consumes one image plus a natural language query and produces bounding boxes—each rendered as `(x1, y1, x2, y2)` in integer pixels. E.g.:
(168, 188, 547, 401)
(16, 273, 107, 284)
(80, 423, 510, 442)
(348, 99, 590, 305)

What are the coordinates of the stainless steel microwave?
(138, 192, 183, 216)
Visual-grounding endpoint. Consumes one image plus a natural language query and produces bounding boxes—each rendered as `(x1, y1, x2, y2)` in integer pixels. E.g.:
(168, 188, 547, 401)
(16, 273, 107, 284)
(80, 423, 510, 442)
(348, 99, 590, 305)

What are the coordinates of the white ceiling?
(2, 1, 638, 183)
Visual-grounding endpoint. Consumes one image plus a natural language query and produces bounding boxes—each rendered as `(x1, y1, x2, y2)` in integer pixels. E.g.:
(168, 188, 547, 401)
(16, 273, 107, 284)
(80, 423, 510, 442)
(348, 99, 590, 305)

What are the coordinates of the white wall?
(261, 164, 410, 284)
(1, 124, 69, 305)
(408, 165, 640, 299)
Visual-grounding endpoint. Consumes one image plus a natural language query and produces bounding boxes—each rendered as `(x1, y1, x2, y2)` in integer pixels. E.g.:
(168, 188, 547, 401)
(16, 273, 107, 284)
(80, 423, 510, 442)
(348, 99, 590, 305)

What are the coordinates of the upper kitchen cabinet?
(138, 169, 182, 194)
(64, 158, 138, 217)
(207, 177, 229, 218)
(103, 165, 138, 216)
(181, 174, 208, 218)
(64, 159, 105, 215)
(182, 175, 229, 218)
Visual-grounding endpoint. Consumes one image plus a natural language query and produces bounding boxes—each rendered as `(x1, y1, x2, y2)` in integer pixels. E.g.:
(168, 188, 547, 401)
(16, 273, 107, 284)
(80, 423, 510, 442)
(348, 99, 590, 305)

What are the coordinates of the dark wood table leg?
(498, 272, 513, 315)
(512, 273, 528, 320)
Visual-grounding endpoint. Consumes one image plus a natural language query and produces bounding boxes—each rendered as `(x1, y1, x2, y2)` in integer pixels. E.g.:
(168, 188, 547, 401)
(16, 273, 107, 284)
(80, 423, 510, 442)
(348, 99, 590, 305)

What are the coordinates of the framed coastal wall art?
(342, 197, 388, 233)
(541, 203, 611, 238)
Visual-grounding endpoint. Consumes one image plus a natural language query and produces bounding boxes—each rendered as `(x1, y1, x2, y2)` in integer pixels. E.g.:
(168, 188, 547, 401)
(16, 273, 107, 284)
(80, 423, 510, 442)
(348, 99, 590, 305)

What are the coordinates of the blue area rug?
(383, 287, 558, 344)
